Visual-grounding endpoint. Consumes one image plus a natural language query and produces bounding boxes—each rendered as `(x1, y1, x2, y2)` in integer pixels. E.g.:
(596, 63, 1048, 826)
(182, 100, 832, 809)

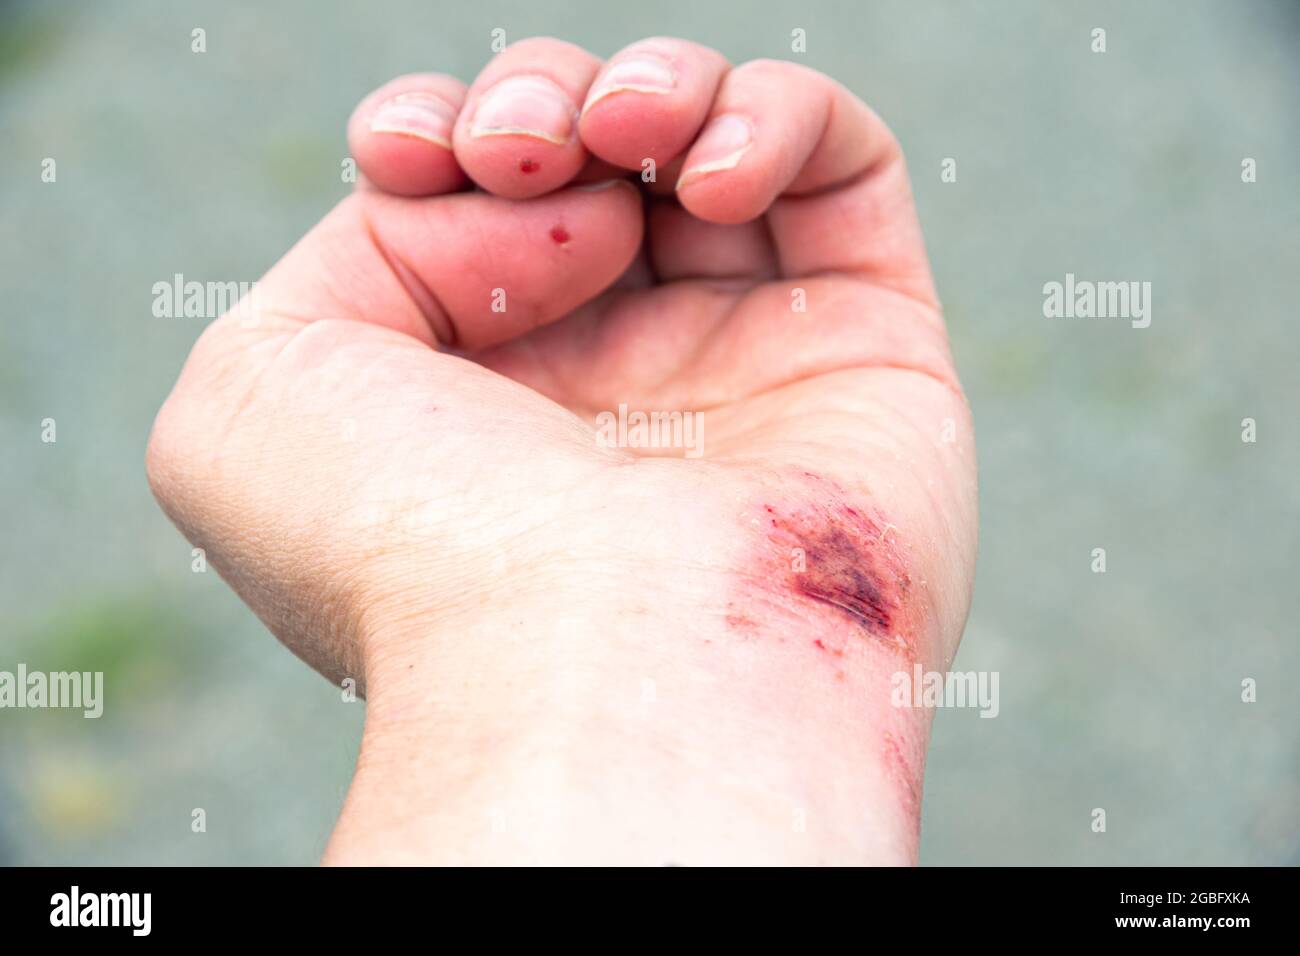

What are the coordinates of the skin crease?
(147, 36, 977, 865)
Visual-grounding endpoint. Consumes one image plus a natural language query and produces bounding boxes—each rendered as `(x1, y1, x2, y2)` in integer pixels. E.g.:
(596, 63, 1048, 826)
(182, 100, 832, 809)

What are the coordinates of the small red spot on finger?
(520, 158, 540, 173)
(550, 225, 570, 245)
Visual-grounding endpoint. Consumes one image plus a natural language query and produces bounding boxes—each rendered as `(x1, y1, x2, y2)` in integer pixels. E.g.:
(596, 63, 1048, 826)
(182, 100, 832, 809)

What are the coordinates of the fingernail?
(678, 114, 754, 187)
(369, 92, 456, 148)
(471, 75, 576, 145)
(583, 56, 677, 112)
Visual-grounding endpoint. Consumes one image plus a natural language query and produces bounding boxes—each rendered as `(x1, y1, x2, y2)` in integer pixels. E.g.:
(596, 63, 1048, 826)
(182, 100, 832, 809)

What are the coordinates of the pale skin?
(147, 37, 978, 865)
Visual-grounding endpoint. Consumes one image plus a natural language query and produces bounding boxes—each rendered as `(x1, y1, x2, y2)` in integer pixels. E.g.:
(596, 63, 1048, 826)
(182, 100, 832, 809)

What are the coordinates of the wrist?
(328, 461, 954, 865)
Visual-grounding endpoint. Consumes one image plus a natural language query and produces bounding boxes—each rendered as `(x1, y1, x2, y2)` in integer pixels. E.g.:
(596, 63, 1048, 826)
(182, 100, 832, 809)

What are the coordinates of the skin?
(147, 36, 978, 865)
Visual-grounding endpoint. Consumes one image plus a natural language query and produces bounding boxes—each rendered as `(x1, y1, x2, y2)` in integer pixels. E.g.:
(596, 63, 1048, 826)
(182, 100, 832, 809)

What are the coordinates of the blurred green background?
(1, 0, 1297, 865)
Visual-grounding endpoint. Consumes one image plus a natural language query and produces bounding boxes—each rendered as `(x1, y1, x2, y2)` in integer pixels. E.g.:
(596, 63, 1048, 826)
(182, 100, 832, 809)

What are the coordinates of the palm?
(474, 204, 956, 463)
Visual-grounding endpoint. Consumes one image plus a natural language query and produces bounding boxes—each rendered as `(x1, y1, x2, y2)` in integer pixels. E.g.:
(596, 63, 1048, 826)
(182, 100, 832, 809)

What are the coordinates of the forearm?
(327, 608, 929, 865)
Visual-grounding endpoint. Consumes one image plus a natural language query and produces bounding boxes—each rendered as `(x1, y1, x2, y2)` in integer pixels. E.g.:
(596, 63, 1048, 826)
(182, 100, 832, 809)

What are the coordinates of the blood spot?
(883, 731, 921, 815)
(520, 158, 540, 173)
(549, 225, 570, 245)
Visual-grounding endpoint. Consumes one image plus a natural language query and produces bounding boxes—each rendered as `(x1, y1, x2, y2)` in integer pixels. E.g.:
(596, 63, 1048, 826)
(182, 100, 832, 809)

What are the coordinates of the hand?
(147, 37, 977, 864)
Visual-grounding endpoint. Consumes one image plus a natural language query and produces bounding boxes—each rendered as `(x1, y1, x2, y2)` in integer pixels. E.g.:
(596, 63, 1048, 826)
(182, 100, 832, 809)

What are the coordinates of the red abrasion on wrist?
(728, 471, 924, 663)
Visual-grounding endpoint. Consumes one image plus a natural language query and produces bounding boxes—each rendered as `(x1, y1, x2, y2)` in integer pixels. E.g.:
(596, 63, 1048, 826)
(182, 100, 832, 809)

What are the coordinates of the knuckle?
(624, 36, 720, 61)
(737, 57, 797, 76)
(387, 71, 461, 88)
(497, 36, 590, 62)
(735, 58, 822, 88)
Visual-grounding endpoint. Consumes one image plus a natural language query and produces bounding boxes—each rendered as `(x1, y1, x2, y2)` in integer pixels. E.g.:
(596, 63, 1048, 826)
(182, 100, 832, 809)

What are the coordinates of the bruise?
(733, 471, 921, 661)
(796, 522, 895, 634)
